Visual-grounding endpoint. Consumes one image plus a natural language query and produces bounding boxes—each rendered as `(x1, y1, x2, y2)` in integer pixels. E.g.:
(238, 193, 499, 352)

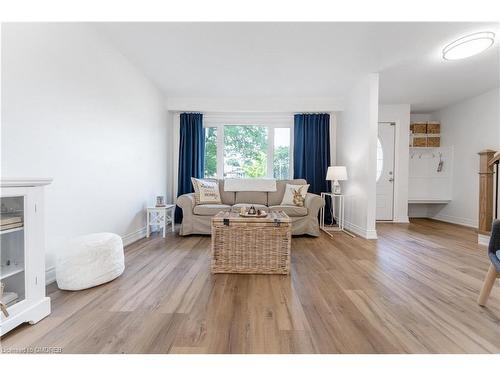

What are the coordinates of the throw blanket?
(224, 178, 277, 192)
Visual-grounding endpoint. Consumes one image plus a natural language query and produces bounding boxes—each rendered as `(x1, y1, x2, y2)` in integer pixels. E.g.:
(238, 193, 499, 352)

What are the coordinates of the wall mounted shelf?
(408, 199, 451, 204)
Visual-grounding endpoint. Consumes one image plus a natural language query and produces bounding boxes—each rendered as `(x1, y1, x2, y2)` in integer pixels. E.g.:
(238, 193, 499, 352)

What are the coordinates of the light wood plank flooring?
(2, 219, 499, 353)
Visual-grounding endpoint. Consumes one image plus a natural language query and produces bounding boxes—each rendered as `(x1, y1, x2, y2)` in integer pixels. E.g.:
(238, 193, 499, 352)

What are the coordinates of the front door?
(376, 122, 395, 221)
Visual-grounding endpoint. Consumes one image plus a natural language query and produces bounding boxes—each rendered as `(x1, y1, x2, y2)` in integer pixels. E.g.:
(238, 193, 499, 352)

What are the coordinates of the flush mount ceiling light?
(442, 32, 495, 60)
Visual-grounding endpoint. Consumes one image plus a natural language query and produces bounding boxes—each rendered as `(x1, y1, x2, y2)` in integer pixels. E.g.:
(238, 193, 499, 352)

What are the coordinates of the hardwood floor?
(2, 219, 499, 353)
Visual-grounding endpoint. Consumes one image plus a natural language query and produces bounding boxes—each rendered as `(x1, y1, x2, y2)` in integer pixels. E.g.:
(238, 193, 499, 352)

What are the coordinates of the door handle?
(388, 178, 394, 182)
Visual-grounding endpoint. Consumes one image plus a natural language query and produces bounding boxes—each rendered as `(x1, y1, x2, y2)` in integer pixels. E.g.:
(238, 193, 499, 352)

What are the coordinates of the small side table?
(147, 204, 175, 238)
(320, 192, 355, 238)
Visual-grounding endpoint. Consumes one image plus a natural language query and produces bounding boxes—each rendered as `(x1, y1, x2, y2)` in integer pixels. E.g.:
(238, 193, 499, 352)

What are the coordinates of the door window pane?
(204, 127, 217, 178)
(376, 137, 383, 182)
(273, 128, 290, 179)
(223, 125, 268, 178)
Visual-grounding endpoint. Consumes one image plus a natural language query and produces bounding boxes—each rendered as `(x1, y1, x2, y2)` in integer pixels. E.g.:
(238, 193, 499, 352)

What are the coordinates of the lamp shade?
(326, 166, 348, 181)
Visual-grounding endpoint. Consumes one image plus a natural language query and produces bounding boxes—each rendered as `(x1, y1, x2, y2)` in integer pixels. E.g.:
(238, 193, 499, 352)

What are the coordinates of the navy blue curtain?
(294, 113, 332, 223)
(176, 113, 204, 223)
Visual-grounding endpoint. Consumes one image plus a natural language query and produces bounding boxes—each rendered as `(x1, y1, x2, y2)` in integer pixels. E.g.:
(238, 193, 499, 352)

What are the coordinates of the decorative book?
(1, 215, 22, 226)
(1, 222, 23, 231)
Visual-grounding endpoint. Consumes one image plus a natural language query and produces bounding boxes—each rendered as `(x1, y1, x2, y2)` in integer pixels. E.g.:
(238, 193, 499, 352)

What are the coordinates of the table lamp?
(326, 166, 348, 194)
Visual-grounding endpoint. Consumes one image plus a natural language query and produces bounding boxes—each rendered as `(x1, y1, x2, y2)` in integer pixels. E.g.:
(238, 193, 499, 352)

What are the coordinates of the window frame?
(203, 114, 294, 180)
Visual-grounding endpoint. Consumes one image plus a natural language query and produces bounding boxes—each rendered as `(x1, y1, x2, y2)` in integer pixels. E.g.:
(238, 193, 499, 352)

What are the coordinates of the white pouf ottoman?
(56, 233, 125, 291)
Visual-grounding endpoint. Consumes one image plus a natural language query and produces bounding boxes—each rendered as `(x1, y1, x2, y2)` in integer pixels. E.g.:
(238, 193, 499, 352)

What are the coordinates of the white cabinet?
(0, 178, 52, 336)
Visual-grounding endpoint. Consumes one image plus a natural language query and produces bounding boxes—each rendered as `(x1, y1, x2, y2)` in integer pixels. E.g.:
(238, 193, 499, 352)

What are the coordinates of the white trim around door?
(376, 122, 396, 221)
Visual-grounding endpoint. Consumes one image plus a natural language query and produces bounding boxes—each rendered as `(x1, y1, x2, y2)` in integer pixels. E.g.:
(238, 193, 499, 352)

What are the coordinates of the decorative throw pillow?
(280, 184, 309, 207)
(191, 178, 221, 205)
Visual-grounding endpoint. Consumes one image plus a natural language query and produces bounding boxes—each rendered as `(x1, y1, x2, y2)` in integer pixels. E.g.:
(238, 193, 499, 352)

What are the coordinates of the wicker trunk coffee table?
(211, 211, 291, 274)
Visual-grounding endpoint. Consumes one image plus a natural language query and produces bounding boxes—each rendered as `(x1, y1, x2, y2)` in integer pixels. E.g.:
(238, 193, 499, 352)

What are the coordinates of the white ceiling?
(96, 22, 500, 112)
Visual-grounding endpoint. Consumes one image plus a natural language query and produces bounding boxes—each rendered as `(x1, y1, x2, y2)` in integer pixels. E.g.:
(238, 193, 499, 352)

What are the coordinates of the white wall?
(409, 113, 433, 123)
(379, 104, 411, 223)
(336, 74, 379, 239)
(408, 88, 500, 227)
(166, 96, 345, 113)
(429, 88, 500, 227)
(1, 23, 168, 278)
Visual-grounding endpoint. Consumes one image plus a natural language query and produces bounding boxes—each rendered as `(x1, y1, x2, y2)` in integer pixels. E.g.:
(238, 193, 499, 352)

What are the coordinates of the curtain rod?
(294, 112, 331, 115)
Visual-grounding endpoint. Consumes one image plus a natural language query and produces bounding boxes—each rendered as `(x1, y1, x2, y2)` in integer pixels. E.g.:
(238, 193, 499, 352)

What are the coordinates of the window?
(204, 127, 217, 178)
(224, 125, 268, 178)
(273, 128, 290, 179)
(202, 118, 292, 179)
(376, 137, 383, 182)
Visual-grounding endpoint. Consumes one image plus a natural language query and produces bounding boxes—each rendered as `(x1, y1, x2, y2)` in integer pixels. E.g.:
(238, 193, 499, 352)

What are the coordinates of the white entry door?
(376, 122, 395, 221)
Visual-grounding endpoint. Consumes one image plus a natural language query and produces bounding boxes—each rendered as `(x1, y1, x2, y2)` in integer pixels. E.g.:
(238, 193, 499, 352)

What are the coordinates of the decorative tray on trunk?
(239, 211, 268, 218)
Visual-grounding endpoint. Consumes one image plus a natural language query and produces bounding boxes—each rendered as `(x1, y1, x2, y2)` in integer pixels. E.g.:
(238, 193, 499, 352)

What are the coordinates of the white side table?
(146, 204, 175, 238)
(320, 193, 355, 238)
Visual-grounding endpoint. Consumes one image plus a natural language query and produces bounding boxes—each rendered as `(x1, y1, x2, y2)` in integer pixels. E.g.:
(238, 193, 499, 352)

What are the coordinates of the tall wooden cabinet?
(0, 178, 52, 336)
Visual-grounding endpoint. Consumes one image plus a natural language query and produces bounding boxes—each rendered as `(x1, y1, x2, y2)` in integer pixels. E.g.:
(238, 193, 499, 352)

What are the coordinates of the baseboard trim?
(344, 220, 378, 239)
(393, 216, 410, 223)
(430, 214, 477, 228)
(45, 226, 148, 286)
(45, 266, 56, 285)
(122, 226, 147, 246)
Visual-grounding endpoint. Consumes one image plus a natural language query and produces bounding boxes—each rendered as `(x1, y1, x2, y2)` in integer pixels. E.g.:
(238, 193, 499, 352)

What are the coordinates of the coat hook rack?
(410, 149, 441, 159)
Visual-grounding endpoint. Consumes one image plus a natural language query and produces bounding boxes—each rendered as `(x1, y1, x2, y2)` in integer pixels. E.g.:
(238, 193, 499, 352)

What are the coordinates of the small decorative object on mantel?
(248, 205, 257, 215)
(155, 195, 165, 207)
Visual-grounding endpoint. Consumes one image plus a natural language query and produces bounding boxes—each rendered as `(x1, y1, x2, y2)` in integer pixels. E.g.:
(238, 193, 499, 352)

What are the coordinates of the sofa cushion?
(193, 204, 231, 216)
(218, 179, 235, 205)
(235, 191, 268, 205)
(231, 203, 268, 212)
(191, 178, 221, 205)
(268, 179, 307, 206)
(269, 205, 308, 217)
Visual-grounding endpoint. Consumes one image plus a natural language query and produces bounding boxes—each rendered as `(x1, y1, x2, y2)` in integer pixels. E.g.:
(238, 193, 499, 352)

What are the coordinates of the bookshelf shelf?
(0, 226, 24, 235)
(0, 263, 24, 280)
